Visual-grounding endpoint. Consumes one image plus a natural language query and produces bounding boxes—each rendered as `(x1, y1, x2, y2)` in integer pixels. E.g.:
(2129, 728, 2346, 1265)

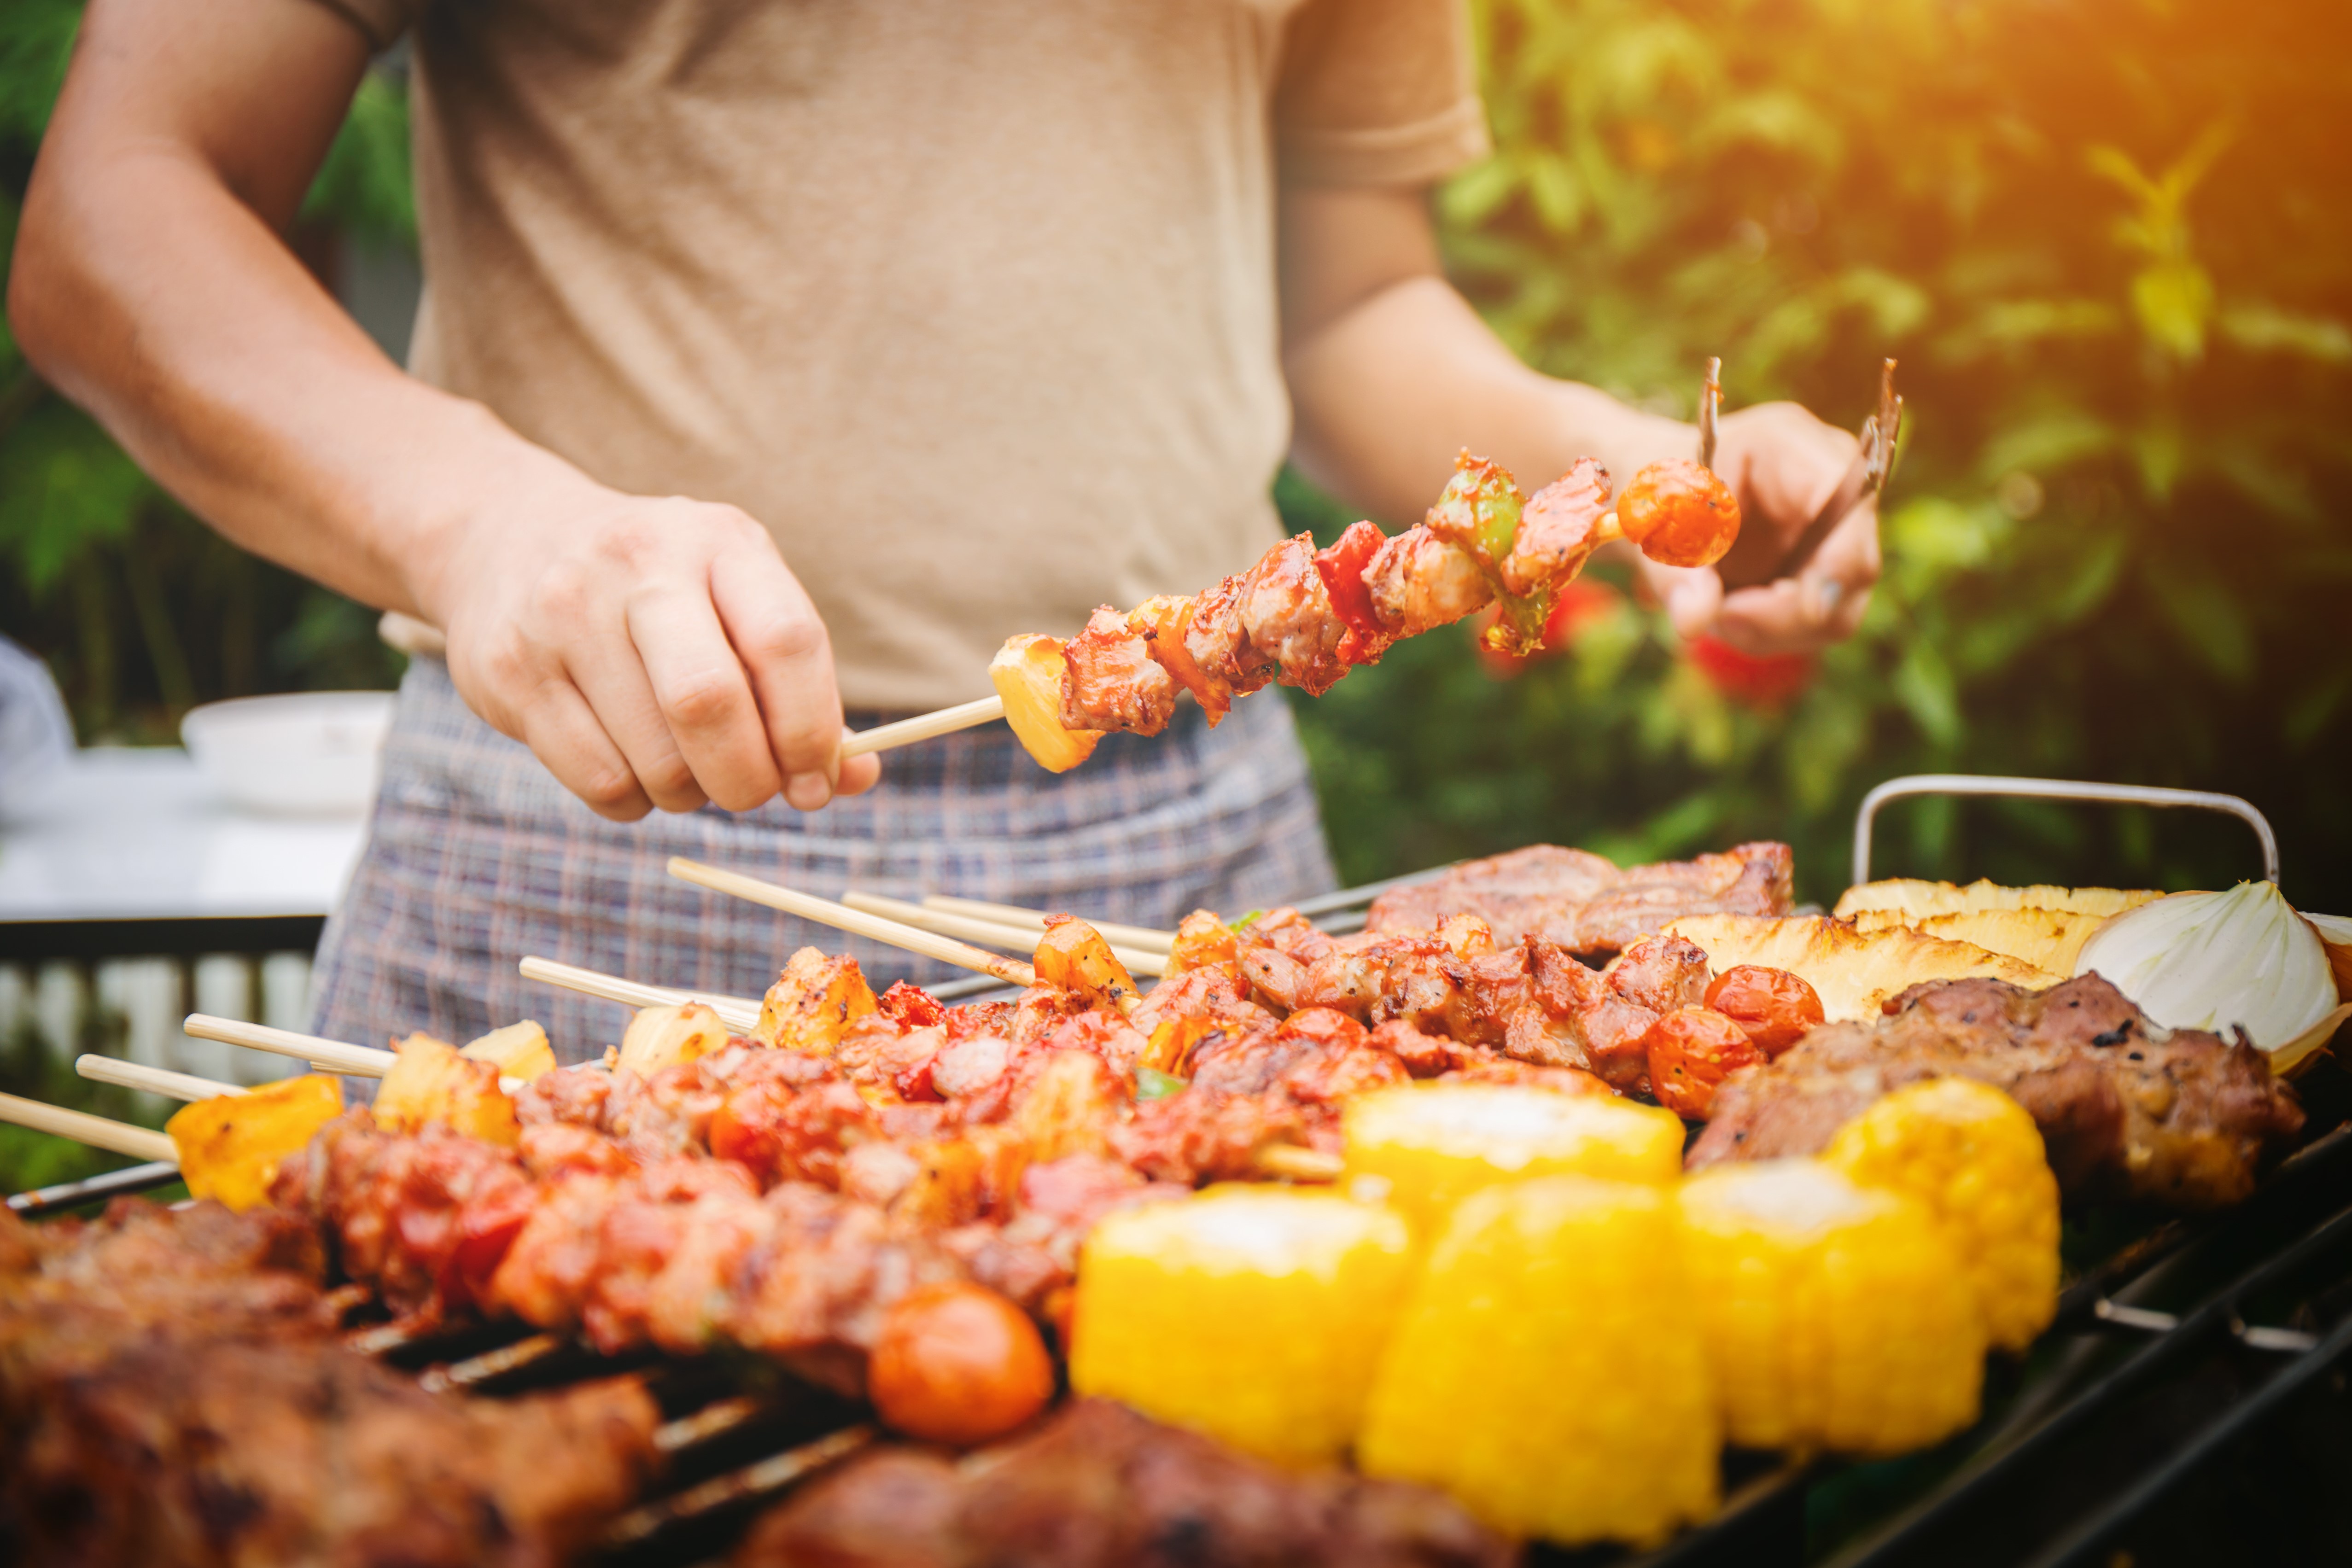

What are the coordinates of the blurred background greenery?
(3, 0, 2349, 930)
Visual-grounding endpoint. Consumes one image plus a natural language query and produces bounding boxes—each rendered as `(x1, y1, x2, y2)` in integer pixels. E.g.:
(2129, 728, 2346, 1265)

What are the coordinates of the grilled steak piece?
(1687, 974, 2304, 1209)
(733, 1397, 1516, 1568)
(1368, 842, 1794, 955)
(0, 1200, 662, 1568)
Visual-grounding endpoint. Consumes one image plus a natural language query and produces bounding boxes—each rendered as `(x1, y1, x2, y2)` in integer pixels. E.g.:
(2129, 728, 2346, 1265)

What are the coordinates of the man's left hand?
(1631, 401, 1882, 656)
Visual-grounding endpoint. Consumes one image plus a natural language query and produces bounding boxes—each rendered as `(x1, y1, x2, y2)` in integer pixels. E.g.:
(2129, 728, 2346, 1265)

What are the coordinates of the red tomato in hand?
(1644, 1007, 1767, 1120)
(1703, 966, 1826, 1057)
(868, 1282, 1056, 1446)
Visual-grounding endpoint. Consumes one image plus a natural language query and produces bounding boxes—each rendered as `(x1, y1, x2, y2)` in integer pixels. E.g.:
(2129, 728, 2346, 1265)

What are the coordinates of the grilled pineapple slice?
(1850, 906, 2112, 976)
(1834, 877, 2159, 922)
(1664, 915, 2058, 1022)
(990, 634, 1102, 773)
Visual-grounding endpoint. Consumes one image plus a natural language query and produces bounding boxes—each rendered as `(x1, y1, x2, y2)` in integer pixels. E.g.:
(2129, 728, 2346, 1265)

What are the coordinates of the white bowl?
(180, 692, 397, 816)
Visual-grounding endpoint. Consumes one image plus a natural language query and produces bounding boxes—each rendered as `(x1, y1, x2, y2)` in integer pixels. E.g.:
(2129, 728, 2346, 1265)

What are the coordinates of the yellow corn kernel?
(1678, 1161, 1985, 1456)
(1071, 1185, 1415, 1466)
(1824, 1078, 2060, 1352)
(169, 1075, 346, 1211)
(1359, 1176, 1719, 1547)
(1342, 1083, 1684, 1233)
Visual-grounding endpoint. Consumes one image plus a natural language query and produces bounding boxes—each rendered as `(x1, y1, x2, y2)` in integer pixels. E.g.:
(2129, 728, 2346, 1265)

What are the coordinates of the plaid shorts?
(310, 658, 1336, 1062)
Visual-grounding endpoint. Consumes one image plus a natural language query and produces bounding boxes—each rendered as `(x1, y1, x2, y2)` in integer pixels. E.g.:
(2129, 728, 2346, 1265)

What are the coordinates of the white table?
(0, 747, 369, 961)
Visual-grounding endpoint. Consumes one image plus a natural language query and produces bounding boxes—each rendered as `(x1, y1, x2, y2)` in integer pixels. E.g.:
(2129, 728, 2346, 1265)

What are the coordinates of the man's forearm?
(1284, 274, 1695, 525)
(6, 0, 585, 629)
(12, 145, 572, 626)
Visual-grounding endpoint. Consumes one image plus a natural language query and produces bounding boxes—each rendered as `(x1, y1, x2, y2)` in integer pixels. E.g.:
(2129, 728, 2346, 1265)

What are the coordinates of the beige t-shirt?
(319, 0, 1490, 710)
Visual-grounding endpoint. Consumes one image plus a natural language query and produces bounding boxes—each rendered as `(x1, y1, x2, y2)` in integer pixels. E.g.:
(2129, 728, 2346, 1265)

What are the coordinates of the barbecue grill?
(10, 775, 2347, 1567)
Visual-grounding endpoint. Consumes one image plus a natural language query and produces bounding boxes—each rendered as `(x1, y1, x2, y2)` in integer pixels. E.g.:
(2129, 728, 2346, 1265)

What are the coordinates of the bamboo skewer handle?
(919, 895, 1177, 954)
(0, 1091, 177, 1164)
(185, 1014, 396, 1078)
(517, 957, 764, 1035)
(838, 696, 1006, 759)
(669, 857, 1039, 990)
(78, 1056, 245, 1103)
(841, 892, 1170, 977)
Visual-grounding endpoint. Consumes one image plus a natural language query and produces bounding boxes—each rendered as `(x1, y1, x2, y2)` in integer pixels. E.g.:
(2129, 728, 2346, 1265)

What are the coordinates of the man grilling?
(9, 0, 1879, 1055)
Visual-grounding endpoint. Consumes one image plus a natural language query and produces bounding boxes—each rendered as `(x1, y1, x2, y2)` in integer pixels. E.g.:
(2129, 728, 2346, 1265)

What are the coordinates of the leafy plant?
(0, 3, 408, 743)
(1285, 0, 2352, 909)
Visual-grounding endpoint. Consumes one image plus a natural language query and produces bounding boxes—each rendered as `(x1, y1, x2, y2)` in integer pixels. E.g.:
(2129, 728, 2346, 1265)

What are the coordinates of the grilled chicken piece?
(732, 1397, 1516, 1568)
(1368, 841, 1795, 956)
(1059, 605, 1178, 736)
(1688, 974, 2304, 1209)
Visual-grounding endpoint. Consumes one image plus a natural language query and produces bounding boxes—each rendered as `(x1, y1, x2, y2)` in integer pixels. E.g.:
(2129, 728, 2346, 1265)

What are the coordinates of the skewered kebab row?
(996, 449, 1741, 768)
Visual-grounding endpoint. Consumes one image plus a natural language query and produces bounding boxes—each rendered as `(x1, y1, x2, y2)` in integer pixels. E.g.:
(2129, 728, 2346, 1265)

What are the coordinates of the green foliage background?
(1, 0, 2349, 924)
(1287, 0, 2352, 909)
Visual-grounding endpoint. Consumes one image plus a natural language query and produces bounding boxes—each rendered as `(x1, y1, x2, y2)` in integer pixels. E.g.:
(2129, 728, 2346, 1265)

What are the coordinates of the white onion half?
(2074, 882, 2343, 1068)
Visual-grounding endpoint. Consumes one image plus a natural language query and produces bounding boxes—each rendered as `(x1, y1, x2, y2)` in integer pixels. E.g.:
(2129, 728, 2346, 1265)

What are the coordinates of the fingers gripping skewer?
(515, 956, 763, 1034)
(1771, 356, 1902, 578)
(669, 857, 1041, 991)
(841, 892, 1171, 977)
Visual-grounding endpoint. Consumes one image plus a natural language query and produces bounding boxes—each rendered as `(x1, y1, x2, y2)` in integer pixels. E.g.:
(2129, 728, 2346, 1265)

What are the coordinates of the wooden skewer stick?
(77, 1055, 247, 1103)
(185, 1014, 397, 1078)
(842, 892, 1170, 978)
(838, 695, 1007, 759)
(669, 857, 1040, 991)
(517, 956, 763, 1035)
(0, 1091, 176, 1164)
(920, 894, 1177, 954)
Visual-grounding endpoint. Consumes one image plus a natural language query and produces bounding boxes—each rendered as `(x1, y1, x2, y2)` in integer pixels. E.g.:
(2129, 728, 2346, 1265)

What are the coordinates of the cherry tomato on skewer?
(1704, 966, 1826, 1058)
(1616, 458, 1741, 568)
(1645, 1007, 1767, 1120)
(868, 1282, 1057, 1446)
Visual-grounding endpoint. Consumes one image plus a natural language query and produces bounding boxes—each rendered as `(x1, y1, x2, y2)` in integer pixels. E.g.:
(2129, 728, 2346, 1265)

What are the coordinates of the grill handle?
(1851, 774, 2279, 890)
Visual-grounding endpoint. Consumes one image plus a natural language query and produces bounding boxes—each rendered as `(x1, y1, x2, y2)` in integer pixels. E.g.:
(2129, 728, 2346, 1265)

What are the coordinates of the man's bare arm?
(1278, 184, 1880, 653)
(10, 0, 875, 816)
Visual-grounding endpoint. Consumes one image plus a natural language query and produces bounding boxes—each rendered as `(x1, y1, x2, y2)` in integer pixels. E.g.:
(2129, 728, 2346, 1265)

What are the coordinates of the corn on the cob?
(1824, 1077, 2060, 1352)
(1342, 1083, 1685, 1233)
(1069, 1185, 1414, 1466)
(1358, 1176, 1719, 1546)
(1677, 1161, 1984, 1456)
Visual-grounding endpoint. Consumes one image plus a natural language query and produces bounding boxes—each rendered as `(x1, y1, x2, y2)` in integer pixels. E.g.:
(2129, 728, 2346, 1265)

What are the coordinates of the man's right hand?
(420, 473, 880, 820)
